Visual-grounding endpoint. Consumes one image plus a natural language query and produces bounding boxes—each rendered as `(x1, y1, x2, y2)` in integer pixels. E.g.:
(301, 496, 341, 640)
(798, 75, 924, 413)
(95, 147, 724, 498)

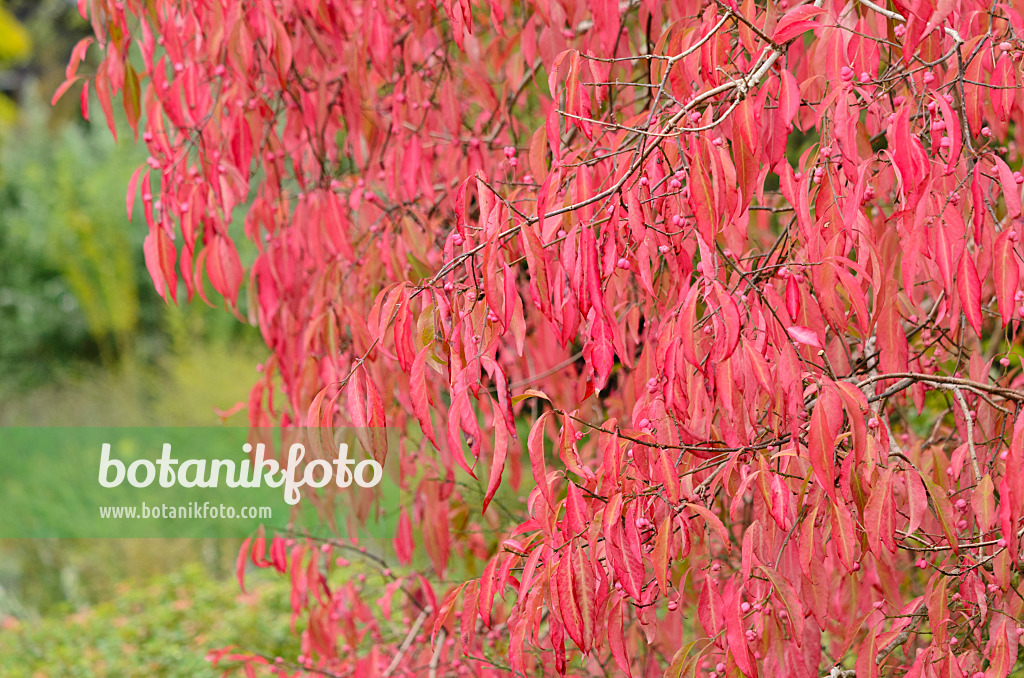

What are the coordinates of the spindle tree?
(60, 0, 1024, 675)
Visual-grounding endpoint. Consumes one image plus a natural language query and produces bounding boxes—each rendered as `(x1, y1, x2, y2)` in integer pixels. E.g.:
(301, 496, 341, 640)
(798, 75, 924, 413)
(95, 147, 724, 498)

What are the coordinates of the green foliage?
(0, 90, 261, 393)
(0, 564, 299, 677)
(0, 92, 146, 380)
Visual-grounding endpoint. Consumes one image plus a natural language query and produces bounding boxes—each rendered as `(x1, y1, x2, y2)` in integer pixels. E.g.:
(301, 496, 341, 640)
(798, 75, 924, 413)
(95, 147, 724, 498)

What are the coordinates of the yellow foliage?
(0, 3, 31, 63)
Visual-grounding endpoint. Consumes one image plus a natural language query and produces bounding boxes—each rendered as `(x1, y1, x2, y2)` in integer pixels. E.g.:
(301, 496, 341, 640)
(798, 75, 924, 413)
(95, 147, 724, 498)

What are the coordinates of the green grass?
(0, 563, 298, 677)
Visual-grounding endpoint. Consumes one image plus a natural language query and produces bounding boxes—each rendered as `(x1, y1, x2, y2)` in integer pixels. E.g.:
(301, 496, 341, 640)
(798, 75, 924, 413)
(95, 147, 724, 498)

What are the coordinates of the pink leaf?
(786, 325, 821, 348)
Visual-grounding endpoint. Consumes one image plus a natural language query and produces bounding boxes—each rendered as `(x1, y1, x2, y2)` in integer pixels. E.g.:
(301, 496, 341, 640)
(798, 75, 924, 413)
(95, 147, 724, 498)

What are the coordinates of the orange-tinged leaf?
(688, 147, 717, 242)
(652, 515, 671, 591)
(974, 473, 995, 533)
(758, 564, 804, 643)
(906, 469, 928, 537)
(432, 582, 467, 645)
(924, 478, 959, 555)
(808, 398, 837, 504)
(684, 502, 732, 554)
(864, 467, 894, 558)
(830, 499, 857, 571)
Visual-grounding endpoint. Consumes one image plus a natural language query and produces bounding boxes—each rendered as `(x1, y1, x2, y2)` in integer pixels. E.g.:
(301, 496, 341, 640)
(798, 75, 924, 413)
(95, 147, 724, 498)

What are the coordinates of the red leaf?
(698, 575, 724, 636)
(786, 325, 821, 348)
(651, 515, 671, 592)
(808, 396, 838, 504)
(607, 596, 632, 677)
(236, 537, 251, 592)
(994, 230, 1019, 327)
(924, 478, 959, 555)
(994, 156, 1022, 219)
(769, 473, 790, 530)
(432, 583, 467, 646)
(411, 347, 438, 448)
(830, 499, 857, 571)
(528, 411, 557, 510)
(205, 234, 243, 305)
(772, 5, 826, 43)
(723, 576, 757, 676)
(143, 226, 178, 303)
(935, 220, 954, 294)
(460, 580, 480, 655)
(684, 501, 732, 554)
(758, 564, 804, 643)
(779, 69, 800, 128)
(689, 146, 718, 242)
(864, 468, 895, 558)
(785, 276, 801, 322)
(956, 252, 983, 336)
(974, 473, 995, 533)
(478, 556, 499, 627)
(906, 470, 928, 537)
(484, 412, 510, 512)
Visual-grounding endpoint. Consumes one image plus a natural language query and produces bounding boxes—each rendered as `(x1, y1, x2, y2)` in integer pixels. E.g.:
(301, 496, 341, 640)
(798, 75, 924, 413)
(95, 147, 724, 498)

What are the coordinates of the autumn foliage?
(61, 0, 1024, 675)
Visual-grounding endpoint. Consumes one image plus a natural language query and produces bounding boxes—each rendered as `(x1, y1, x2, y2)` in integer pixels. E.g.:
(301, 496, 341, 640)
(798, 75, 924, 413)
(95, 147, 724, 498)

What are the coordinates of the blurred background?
(0, 1, 300, 673)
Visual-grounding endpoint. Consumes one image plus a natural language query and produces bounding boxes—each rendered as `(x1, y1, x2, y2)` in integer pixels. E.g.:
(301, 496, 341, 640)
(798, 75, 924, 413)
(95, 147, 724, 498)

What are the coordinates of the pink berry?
(1000, 357, 1011, 367)
(617, 257, 631, 270)
(741, 602, 751, 613)
(999, 41, 1012, 51)
(840, 66, 855, 82)
(668, 600, 678, 611)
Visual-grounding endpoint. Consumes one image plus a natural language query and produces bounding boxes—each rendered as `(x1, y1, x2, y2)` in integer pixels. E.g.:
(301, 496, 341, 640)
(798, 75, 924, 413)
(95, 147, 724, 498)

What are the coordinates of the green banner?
(0, 427, 401, 538)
